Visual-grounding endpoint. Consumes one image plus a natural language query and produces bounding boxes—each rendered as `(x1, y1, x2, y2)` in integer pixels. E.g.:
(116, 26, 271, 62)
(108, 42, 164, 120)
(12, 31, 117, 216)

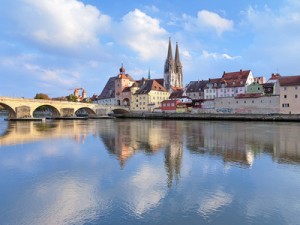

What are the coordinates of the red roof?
(279, 75, 300, 86)
(222, 70, 251, 87)
(135, 79, 167, 94)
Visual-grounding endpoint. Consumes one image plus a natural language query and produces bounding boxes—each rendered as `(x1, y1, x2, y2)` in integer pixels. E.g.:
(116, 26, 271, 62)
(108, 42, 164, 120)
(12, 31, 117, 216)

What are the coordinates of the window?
(284, 87, 287, 90)
(284, 95, 287, 98)
(295, 86, 298, 90)
(282, 103, 290, 108)
(296, 95, 298, 98)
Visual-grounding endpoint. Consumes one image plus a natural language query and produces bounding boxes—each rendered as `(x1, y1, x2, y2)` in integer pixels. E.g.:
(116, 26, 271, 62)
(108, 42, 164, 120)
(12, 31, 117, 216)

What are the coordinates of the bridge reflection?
(0, 120, 98, 146)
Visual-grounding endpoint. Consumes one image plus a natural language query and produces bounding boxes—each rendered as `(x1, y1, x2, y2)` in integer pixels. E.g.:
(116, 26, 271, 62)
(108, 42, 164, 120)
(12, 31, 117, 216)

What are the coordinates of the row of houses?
(176, 72, 300, 114)
(95, 65, 300, 114)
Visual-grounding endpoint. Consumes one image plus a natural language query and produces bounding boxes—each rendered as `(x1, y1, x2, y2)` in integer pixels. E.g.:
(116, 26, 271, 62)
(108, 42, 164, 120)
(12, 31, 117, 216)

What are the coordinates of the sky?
(1, 0, 300, 98)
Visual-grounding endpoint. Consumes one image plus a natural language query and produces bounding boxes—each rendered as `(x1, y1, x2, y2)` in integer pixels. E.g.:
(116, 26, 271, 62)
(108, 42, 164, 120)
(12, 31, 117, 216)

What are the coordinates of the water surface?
(1, 117, 300, 225)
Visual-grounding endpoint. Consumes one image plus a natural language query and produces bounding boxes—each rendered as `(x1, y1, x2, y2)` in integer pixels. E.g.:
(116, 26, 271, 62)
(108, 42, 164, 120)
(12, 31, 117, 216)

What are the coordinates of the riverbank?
(112, 112, 300, 122)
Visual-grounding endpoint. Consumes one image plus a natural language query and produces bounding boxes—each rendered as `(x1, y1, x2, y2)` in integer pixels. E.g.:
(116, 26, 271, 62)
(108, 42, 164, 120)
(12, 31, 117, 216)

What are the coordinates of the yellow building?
(130, 79, 169, 112)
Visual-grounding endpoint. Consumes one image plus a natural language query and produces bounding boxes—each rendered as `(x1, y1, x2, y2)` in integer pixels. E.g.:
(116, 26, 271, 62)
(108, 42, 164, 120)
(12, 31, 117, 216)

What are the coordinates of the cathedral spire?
(175, 42, 181, 66)
(167, 37, 173, 61)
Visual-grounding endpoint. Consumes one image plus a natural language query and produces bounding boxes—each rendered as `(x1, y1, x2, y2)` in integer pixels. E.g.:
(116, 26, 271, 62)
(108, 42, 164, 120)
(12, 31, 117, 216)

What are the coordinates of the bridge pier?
(15, 106, 31, 119)
(60, 108, 74, 117)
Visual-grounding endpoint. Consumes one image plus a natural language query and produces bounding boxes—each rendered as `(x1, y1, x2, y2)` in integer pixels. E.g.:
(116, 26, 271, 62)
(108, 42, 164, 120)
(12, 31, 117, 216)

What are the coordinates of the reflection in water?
(98, 120, 184, 186)
(1, 119, 300, 174)
(1, 118, 300, 225)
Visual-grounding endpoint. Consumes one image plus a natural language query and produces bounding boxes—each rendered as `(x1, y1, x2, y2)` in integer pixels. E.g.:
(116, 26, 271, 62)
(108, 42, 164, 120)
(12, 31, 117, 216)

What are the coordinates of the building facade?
(278, 75, 300, 114)
(130, 79, 169, 112)
(186, 80, 208, 100)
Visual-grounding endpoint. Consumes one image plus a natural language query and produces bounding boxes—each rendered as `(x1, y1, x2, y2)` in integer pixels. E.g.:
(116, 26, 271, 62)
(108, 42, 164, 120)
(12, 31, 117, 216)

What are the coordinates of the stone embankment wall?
(114, 112, 300, 122)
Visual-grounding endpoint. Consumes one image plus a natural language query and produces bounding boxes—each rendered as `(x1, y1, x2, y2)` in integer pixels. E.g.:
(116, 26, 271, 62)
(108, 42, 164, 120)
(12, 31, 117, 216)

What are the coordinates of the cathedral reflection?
(98, 120, 184, 185)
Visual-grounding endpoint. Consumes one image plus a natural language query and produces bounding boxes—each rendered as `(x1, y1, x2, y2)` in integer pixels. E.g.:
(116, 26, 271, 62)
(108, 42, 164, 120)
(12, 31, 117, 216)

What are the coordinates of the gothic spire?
(175, 42, 181, 66)
(167, 37, 173, 61)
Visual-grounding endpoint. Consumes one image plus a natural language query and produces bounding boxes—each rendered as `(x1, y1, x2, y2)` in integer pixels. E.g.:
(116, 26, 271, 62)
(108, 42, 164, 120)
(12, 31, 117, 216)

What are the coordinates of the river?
(0, 116, 300, 225)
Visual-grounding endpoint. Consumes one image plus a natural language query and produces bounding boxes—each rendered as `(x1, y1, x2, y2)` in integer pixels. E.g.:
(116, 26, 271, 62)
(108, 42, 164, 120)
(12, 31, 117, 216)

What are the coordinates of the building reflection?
(1, 119, 300, 180)
(184, 121, 300, 167)
(98, 120, 184, 185)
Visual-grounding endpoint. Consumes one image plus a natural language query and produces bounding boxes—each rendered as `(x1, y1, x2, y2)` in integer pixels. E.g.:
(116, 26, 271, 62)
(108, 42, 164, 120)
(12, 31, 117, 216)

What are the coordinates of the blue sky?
(1, 0, 300, 98)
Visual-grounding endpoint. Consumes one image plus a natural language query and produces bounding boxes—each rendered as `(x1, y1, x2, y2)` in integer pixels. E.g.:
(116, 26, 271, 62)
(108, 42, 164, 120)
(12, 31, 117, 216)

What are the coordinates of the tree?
(67, 94, 78, 102)
(34, 93, 50, 100)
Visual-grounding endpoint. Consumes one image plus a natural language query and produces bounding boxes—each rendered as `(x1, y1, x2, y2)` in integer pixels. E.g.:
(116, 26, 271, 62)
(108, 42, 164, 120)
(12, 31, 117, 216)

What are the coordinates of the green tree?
(67, 94, 78, 102)
(34, 93, 50, 100)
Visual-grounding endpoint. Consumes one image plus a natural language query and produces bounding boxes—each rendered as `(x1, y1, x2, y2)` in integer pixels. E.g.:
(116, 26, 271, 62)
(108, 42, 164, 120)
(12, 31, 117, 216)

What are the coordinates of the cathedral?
(164, 38, 183, 91)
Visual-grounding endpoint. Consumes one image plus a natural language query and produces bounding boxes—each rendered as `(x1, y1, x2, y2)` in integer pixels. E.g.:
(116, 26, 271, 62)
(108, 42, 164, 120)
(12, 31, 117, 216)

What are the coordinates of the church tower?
(174, 42, 183, 88)
(164, 38, 183, 91)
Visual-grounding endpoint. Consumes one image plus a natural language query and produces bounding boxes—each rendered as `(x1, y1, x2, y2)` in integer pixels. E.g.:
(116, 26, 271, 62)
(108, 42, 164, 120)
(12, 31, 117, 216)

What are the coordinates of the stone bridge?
(0, 96, 129, 119)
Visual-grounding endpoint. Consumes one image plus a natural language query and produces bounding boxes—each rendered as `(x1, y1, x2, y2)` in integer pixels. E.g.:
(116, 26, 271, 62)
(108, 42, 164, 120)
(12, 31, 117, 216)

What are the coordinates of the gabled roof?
(134, 79, 167, 95)
(135, 78, 165, 89)
(186, 80, 209, 92)
(98, 76, 116, 99)
(222, 70, 251, 80)
(278, 75, 300, 86)
(221, 70, 251, 87)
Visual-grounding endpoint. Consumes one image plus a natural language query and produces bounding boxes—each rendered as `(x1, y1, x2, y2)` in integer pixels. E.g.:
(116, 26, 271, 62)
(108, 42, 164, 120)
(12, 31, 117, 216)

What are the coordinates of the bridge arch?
(0, 103, 16, 119)
(32, 105, 61, 118)
(75, 107, 96, 117)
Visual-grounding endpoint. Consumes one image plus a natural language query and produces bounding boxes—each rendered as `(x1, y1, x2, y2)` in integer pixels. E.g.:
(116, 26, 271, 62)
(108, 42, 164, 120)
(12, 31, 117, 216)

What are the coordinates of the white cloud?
(144, 5, 160, 13)
(24, 63, 79, 88)
(18, 0, 111, 51)
(182, 50, 192, 60)
(184, 10, 234, 36)
(202, 50, 241, 60)
(117, 9, 168, 61)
